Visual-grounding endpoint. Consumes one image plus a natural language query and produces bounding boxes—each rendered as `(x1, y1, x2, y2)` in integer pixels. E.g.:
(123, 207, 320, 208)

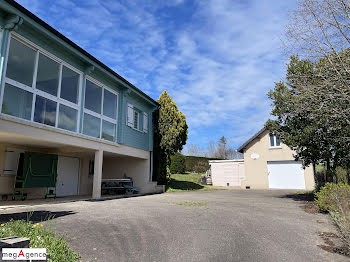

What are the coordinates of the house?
(209, 128, 315, 190)
(0, 0, 163, 200)
(237, 127, 315, 190)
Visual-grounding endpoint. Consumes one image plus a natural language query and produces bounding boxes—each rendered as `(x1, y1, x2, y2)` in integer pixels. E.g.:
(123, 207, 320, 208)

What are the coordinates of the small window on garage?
(269, 135, 281, 148)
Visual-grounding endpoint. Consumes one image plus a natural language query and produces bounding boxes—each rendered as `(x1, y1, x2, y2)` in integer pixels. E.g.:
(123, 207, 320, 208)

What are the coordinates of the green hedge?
(170, 153, 186, 174)
(170, 154, 222, 174)
(184, 156, 222, 173)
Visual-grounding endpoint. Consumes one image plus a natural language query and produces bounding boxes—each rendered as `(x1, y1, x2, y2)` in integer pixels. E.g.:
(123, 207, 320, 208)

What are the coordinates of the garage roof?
(237, 127, 267, 153)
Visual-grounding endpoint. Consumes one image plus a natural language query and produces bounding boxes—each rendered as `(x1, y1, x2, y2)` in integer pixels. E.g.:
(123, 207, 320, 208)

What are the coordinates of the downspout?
(0, 16, 23, 92)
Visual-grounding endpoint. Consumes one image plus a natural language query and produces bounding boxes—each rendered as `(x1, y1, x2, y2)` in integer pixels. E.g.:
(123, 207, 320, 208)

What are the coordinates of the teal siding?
(121, 93, 155, 151)
(0, 4, 157, 152)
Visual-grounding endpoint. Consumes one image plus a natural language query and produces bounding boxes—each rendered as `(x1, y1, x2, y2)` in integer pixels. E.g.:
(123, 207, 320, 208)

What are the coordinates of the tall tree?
(285, 0, 350, 139)
(266, 55, 350, 181)
(152, 91, 188, 184)
(218, 136, 227, 159)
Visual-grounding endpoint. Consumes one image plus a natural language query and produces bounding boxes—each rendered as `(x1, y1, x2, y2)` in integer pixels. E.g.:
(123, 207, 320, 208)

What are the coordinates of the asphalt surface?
(0, 190, 348, 262)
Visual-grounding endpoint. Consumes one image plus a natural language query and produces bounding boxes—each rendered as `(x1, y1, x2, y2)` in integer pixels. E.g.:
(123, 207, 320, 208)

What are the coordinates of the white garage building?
(209, 128, 315, 190)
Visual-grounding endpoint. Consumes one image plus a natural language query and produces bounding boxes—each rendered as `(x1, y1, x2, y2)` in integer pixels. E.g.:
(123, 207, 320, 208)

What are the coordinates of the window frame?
(269, 135, 281, 148)
(0, 32, 83, 134)
(143, 112, 148, 133)
(126, 103, 145, 132)
(83, 76, 119, 142)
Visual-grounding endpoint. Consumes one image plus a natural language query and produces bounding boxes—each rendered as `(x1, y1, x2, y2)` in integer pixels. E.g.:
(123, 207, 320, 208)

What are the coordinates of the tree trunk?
(326, 159, 333, 183)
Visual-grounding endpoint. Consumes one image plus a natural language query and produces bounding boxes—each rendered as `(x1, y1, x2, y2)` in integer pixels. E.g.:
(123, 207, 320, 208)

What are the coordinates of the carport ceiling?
(0, 131, 89, 153)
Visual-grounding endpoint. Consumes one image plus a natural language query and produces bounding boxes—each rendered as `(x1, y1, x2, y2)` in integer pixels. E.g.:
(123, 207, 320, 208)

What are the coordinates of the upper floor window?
(82, 79, 118, 142)
(6, 38, 36, 87)
(269, 135, 281, 148)
(127, 103, 148, 132)
(1, 36, 81, 133)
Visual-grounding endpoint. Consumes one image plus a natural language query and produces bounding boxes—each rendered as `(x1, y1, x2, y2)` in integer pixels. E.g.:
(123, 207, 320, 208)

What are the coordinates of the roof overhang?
(237, 127, 267, 153)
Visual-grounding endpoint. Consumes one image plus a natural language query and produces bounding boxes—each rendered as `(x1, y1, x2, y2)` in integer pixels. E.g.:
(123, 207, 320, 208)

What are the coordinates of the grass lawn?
(166, 172, 222, 192)
(0, 219, 79, 262)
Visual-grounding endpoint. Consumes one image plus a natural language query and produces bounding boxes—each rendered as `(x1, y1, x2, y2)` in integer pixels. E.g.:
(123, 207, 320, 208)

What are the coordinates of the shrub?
(170, 153, 185, 174)
(336, 167, 349, 184)
(315, 183, 350, 250)
(315, 183, 340, 212)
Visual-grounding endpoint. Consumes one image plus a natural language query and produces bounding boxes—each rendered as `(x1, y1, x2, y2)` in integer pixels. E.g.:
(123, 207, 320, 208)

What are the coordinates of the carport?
(0, 117, 160, 201)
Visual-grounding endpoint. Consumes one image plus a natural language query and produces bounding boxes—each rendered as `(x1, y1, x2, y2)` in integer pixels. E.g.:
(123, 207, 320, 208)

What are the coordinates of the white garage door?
(267, 161, 306, 189)
(210, 161, 244, 187)
(56, 156, 80, 197)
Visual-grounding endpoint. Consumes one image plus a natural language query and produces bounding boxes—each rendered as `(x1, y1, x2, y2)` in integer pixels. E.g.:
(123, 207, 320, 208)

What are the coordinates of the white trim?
(0, 32, 122, 145)
(80, 77, 120, 141)
(85, 76, 119, 97)
(1, 33, 84, 135)
(0, 32, 11, 111)
(143, 112, 148, 133)
(127, 103, 134, 127)
(76, 73, 83, 132)
(30, 51, 39, 122)
(11, 32, 84, 75)
(209, 160, 244, 163)
(269, 135, 281, 148)
(83, 108, 100, 119)
(5, 77, 33, 92)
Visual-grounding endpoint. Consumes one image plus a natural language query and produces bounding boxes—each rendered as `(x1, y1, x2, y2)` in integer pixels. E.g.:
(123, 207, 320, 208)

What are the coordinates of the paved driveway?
(0, 190, 348, 262)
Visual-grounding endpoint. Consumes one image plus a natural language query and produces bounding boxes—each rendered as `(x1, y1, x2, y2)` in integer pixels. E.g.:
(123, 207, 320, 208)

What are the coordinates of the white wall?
(210, 160, 245, 187)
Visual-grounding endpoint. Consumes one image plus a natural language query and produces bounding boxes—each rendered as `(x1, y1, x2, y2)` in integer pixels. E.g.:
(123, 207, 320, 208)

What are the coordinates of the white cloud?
(17, 0, 295, 148)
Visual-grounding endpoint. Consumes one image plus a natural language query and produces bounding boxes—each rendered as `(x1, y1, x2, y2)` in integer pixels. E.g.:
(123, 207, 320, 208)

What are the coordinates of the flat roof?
(209, 159, 244, 163)
(3, 0, 159, 106)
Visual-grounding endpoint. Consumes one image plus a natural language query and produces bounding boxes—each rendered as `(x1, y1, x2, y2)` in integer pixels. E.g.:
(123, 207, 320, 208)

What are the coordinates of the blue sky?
(17, 0, 297, 151)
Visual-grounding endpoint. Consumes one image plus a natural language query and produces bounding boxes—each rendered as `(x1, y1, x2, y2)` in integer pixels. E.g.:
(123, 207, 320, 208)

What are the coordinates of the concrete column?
(92, 150, 103, 199)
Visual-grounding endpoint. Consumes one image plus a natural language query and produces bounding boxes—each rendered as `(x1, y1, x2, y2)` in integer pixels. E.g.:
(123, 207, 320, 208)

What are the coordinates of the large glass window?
(36, 53, 59, 96)
(85, 80, 101, 113)
(2, 83, 32, 120)
(34, 96, 57, 127)
(103, 89, 117, 119)
(58, 104, 77, 132)
(102, 120, 116, 142)
(83, 113, 100, 138)
(2, 36, 82, 133)
(83, 78, 118, 141)
(60, 66, 79, 104)
(1, 36, 122, 144)
(6, 38, 36, 87)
